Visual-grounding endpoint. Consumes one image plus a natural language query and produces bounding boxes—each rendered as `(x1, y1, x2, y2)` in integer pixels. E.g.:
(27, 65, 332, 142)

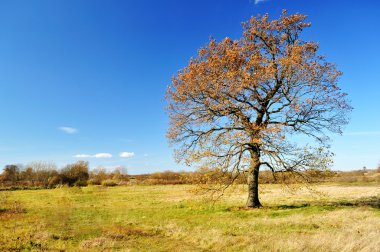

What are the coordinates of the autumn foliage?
(166, 10, 352, 207)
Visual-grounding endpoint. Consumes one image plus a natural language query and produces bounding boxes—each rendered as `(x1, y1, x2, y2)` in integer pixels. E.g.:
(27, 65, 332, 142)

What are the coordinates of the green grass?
(1, 184, 379, 251)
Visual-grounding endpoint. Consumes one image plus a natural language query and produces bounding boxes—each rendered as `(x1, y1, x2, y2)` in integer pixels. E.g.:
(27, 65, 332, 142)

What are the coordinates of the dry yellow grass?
(0, 183, 379, 251)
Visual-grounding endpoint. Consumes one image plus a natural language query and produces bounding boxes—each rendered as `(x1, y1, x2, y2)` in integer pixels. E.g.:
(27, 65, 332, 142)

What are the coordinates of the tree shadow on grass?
(331, 196, 380, 209)
(272, 196, 380, 210)
(275, 203, 311, 210)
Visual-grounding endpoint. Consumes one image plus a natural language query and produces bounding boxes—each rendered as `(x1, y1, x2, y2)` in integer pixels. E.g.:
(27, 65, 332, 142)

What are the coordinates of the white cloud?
(120, 152, 135, 158)
(93, 153, 113, 158)
(74, 153, 113, 158)
(254, 0, 268, 4)
(74, 154, 92, 158)
(143, 153, 149, 157)
(59, 126, 78, 134)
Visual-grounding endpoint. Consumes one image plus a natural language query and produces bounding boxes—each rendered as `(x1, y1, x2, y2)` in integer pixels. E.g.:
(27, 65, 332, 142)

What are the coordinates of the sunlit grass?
(1, 184, 379, 251)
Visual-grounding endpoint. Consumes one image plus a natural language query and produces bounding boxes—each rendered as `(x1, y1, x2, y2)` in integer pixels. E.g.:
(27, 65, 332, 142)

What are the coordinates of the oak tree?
(166, 11, 351, 208)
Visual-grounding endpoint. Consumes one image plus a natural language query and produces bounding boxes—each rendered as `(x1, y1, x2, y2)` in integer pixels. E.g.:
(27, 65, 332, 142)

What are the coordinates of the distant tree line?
(0, 161, 129, 189)
(1, 161, 379, 190)
(131, 167, 380, 185)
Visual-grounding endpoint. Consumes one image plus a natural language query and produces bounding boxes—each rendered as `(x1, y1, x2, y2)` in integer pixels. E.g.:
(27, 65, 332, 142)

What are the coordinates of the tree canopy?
(166, 10, 352, 207)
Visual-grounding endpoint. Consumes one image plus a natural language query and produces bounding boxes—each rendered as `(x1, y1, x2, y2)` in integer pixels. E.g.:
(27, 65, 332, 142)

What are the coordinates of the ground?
(1, 183, 379, 251)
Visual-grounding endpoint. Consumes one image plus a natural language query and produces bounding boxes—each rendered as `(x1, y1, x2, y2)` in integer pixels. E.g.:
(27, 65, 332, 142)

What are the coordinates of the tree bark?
(246, 150, 262, 208)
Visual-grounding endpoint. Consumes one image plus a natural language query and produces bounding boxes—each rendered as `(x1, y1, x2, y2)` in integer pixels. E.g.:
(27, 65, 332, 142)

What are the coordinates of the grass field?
(1, 183, 379, 251)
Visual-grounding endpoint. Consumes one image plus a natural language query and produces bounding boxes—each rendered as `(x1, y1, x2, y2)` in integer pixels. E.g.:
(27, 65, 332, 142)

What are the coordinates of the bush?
(60, 161, 89, 186)
(102, 180, 118, 187)
(48, 176, 61, 188)
(74, 180, 88, 187)
(87, 178, 101, 185)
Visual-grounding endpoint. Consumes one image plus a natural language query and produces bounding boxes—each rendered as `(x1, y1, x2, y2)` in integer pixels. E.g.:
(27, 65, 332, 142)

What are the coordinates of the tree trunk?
(246, 151, 261, 208)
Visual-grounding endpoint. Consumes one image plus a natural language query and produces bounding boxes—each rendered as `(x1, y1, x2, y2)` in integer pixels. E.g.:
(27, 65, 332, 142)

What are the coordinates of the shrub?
(2, 165, 21, 183)
(102, 180, 118, 187)
(74, 180, 88, 187)
(25, 161, 58, 187)
(87, 178, 101, 185)
(48, 175, 61, 188)
(60, 161, 89, 186)
(89, 167, 108, 183)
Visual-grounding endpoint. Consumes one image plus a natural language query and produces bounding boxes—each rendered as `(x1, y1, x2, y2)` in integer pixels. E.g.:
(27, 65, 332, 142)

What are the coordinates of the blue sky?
(0, 0, 379, 173)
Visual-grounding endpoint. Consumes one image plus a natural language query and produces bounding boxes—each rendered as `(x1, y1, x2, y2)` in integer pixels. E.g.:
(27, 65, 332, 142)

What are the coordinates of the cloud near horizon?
(120, 152, 135, 158)
(254, 0, 268, 4)
(59, 126, 78, 134)
(74, 153, 112, 158)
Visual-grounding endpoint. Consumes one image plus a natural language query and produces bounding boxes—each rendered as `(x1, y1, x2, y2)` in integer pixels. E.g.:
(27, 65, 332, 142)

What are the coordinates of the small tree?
(89, 166, 108, 185)
(2, 164, 22, 184)
(25, 161, 58, 187)
(166, 10, 351, 208)
(61, 161, 89, 186)
(111, 166, 128, 181)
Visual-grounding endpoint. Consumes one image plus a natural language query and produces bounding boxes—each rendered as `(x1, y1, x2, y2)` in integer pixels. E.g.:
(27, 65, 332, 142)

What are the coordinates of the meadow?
(1, 183, 379, 251)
